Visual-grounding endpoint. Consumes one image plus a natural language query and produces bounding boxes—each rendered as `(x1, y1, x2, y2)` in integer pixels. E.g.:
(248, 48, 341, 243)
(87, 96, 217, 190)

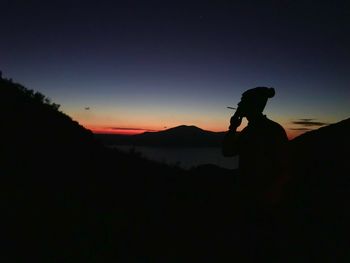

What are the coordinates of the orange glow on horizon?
(86, 125, 160, 135)
(286, 129, 308, 140)
(85, 123, 298, 138)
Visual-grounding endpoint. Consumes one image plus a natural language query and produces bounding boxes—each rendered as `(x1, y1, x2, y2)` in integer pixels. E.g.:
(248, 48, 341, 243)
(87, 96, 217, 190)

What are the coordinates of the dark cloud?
(290, 118, 329, 132)
(291, 119, 328, 127)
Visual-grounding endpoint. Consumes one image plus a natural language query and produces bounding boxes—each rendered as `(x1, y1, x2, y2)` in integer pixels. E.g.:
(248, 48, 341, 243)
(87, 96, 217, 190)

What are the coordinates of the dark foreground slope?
(1, 78, 236, 262)
(289, 117, 350, 219)
(2, 78, 349, 262)
(284, 118, 350, 261)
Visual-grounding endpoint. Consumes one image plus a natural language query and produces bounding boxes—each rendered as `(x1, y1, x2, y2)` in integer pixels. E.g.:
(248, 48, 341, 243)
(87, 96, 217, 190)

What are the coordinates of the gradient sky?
(1, 1, 349, 138)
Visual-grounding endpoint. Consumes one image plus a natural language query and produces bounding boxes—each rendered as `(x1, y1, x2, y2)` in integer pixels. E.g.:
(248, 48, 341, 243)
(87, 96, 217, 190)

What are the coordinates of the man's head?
(237, 87, 275, 118)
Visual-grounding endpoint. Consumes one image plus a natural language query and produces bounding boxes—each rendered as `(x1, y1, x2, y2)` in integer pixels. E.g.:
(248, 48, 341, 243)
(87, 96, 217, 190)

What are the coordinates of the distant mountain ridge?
(95, 125, 227, 147)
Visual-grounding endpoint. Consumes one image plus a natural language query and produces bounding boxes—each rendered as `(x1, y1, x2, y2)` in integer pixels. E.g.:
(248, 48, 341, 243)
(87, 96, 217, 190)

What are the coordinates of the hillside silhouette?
(1, 78, 98, 177)
(2, 77, 349, 262)
(96, 125, 226, 147)
(285, 117, 350, 261)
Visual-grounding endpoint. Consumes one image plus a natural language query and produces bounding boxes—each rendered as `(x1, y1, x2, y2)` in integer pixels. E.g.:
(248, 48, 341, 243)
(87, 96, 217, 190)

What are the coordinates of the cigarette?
(227, 106, 236, 110)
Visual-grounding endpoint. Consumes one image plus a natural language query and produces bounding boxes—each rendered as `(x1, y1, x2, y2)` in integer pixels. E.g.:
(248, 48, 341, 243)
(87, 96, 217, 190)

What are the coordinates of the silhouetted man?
(222, 87, 288, 204)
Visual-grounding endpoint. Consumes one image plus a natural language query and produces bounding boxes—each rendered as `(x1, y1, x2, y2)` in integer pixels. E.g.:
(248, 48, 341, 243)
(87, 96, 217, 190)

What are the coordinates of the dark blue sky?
(1, 1, 349, 136)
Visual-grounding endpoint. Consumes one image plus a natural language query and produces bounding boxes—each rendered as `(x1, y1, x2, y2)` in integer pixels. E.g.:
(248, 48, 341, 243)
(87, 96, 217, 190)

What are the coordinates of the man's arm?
(222, 112, 242, 157)
(222, 129, 240, 156)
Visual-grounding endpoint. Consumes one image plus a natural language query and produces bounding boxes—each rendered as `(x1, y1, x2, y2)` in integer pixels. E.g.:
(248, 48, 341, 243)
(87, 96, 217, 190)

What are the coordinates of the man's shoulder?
(265, 117, 288, 138)
(266, 118, 284, 129)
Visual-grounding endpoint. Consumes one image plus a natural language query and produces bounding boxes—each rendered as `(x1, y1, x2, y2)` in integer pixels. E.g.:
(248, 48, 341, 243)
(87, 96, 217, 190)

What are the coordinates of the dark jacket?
(223, 115, 288, 195)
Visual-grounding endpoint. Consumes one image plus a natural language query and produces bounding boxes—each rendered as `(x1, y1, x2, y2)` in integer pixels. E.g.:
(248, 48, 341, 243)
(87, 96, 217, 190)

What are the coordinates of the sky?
(1, 0, 349, 138)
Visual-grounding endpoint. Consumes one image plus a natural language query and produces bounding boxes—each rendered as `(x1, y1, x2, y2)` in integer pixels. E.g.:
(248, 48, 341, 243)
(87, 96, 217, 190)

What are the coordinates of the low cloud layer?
(291, 119, 328, 127)
(290, 118, 328, 131)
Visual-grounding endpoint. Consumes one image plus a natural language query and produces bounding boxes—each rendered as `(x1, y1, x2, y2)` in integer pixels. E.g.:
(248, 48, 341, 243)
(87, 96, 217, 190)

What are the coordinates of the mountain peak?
(165, 125, 204, 133)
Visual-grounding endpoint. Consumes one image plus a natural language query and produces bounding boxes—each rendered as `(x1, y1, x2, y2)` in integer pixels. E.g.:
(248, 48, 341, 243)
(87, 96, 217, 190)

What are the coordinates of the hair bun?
(267, 87, 275, 98)
(241, 86, 275, 100)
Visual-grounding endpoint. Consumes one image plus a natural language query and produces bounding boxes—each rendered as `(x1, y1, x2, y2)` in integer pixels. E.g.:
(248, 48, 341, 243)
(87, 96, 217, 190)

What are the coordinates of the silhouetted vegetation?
(2, 77, 349, 262)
